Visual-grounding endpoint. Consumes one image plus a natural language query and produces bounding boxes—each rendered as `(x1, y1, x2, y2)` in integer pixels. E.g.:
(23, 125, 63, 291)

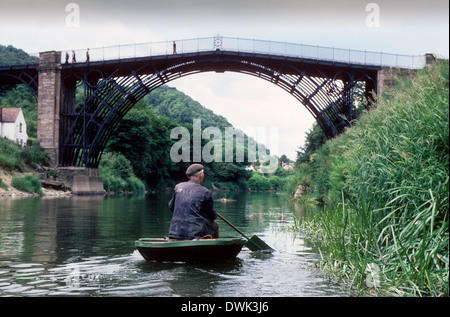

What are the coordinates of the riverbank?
(0, 169, 72, 198)
(290, 61, 449, 296)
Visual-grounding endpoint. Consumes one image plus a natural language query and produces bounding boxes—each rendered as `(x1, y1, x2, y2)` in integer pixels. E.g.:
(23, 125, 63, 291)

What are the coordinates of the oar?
(217, 213, 274, 252)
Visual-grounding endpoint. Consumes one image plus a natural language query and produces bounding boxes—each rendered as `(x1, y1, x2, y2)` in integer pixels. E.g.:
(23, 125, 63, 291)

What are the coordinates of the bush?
(124, 176, 146, 193)
(99, 152, 146, 193)
(11, 175, 42, 195)
(102, 175, 126, 193)
(20, 142, 48, 166)
(0, 138, 21, 171)
(0, 138, 48, 171)
(247, 172, 271, 191)
(212, 181, 241, 191)
(268, 175, 285, 191)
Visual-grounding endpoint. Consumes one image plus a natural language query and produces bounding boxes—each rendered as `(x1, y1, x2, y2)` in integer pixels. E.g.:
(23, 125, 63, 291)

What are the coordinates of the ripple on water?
(1, 193, 348, 297)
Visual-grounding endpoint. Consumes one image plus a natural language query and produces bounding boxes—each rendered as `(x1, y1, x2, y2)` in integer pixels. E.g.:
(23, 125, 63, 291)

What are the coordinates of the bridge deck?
(1, 36, 425, 70)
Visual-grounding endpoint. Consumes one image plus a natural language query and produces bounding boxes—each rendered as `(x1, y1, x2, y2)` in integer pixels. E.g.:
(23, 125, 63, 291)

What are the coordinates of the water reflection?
(0, 193, 346, 297)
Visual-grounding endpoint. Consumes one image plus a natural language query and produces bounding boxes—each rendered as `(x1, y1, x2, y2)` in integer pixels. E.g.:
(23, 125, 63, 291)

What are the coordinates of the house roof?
(0, 108, 21, 123)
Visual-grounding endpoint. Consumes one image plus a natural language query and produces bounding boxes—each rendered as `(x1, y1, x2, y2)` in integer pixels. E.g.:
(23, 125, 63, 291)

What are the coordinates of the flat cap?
(186, 164, 204, 177)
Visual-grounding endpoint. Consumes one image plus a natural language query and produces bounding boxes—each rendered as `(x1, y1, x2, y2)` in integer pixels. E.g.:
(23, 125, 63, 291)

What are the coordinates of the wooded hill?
(0, 45, 38, 66)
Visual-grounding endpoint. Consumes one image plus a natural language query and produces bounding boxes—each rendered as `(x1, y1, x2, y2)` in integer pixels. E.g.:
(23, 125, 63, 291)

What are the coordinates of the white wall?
(14, 110, 28, 147)
(0, 110, 28, 147)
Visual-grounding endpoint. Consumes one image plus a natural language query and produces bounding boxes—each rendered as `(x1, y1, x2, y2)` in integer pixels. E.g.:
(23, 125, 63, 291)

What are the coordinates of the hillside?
(146, 86, 231, 130)
(0, 45, 38, 66)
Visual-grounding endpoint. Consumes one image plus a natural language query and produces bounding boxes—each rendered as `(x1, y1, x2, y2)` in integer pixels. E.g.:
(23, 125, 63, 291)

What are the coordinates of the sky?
(1, 0, 448, 159)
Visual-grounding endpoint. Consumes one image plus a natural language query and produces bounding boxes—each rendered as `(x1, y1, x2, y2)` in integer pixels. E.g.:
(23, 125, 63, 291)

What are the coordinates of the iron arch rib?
(60, 51, 377, 167)
(0, 67, 39, 96)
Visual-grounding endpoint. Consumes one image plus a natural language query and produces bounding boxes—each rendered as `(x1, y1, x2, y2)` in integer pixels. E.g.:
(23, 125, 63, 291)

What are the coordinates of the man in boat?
(168, 164, 219, 240)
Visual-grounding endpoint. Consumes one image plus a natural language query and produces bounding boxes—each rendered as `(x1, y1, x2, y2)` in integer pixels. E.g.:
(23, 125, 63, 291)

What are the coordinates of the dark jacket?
(168, 179, 217, 240)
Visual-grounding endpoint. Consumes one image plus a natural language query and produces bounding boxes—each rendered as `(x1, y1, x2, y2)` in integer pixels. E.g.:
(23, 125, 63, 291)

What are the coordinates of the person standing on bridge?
(72, 50, 76, 64)
(173, 41, 177, 54)
(86, 48, 90, 64)
(168, 164, 219, 240)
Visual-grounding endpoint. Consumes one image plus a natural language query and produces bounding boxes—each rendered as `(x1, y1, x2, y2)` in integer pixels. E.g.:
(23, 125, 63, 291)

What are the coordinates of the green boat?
(135, 237, 247, 262)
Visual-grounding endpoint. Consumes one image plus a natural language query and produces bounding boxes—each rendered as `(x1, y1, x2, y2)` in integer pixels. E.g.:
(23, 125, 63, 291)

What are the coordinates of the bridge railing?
(59, 37, 213, 65)
(220, 37, 425, 69)
(21, 36, 425, 69)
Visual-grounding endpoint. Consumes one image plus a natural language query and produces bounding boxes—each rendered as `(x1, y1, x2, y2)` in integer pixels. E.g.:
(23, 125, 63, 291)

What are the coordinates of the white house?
(282, 162, 295, 170)
(0, 108, 29, 147)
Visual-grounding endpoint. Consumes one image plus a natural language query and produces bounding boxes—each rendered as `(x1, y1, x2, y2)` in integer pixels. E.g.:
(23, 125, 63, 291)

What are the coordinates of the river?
(0, 192, 346, 297)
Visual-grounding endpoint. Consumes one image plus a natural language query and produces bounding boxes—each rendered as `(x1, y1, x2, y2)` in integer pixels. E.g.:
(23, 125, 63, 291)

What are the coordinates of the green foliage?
(0, 45, 38, 66)
(296, 122, 328, 165)
(0, 138, 48, 172)
(99, 152, 146, 193)
(284, 170, 307, 197)
(145, 86, 231, 130)
(20, 142, 48, 166)
(0, 138, 22, 171)
(247, 172, 271, 191)
(211, 181, 242, 191)
(293, 61, 449, 296)
(207, 162, 250, 191)
(11, 175, 42, 195)
(106, 103, 176, 190)
(0, 177, 8, 190)
(268, 175, 284, 190)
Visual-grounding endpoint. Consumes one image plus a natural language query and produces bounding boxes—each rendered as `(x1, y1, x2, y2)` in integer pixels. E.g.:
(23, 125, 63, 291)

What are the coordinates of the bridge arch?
(0, 70, 39, 96)
(59, 49, 377, 167)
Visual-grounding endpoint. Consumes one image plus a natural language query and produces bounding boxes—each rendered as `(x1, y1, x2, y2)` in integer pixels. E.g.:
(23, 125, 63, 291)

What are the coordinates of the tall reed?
(294, 61, 449, 296)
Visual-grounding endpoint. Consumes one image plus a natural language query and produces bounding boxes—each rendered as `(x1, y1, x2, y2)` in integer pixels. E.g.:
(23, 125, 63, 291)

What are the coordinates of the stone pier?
(37, 52, 104, 195)
(57, 167, 105, 195)
(376, 53, 436, 95)
(37, 51, 62, 167)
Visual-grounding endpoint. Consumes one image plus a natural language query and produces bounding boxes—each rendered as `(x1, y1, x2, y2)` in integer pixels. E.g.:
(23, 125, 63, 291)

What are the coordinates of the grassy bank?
(290, 61, 449, 296)
(0, 138, 48, 195)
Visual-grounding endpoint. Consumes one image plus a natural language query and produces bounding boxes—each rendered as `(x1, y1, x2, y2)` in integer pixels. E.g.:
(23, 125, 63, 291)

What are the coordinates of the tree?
(106, 103, 173, 188)
(296, 122, 327, 165)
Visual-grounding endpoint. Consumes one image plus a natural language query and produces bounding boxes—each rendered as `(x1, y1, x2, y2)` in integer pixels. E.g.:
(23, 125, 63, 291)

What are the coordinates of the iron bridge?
(0, 36, 425, 167)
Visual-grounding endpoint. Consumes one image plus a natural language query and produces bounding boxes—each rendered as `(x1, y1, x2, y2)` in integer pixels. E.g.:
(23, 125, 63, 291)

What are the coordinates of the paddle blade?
(245, 235, 274, 252)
